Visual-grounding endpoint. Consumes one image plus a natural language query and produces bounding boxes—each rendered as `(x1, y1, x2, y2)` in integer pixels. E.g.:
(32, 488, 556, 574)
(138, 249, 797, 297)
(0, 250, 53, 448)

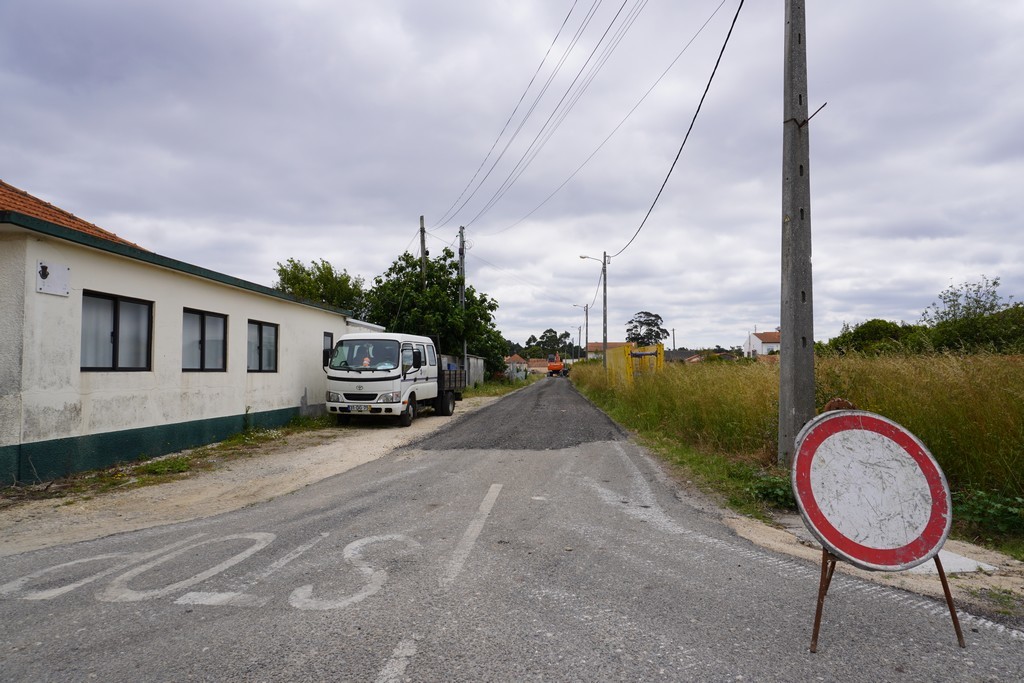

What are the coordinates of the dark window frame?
(183, 308, 228, 372)
(247, 319, 279, 373)
(81, 290, 153, 372)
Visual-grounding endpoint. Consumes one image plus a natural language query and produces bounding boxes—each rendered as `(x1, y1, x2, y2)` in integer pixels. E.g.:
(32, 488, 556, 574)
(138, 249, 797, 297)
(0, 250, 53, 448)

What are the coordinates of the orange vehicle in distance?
(547, 352, 568, 377)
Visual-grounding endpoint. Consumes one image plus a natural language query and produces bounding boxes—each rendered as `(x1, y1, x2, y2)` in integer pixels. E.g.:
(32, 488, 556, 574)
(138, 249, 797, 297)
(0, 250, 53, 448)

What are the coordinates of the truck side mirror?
(323, 348, 331, 367)
(412, 349, 423, 369)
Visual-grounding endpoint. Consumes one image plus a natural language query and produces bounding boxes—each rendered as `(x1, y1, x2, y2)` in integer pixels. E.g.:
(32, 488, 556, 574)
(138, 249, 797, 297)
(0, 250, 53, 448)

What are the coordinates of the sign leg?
(934, 555, 966, 648)
(810, 549, 837, 653)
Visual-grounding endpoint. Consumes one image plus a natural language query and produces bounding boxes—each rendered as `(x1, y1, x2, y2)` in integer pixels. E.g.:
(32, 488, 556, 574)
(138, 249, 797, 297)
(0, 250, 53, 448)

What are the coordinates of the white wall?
(5, 227, 358, 447)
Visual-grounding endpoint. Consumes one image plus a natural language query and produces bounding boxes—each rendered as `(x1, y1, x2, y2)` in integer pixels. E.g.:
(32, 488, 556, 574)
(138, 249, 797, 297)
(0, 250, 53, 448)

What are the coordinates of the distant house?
(504, 354, 527, 379)
(743, 329, 781, 358)
(526, 358, 548, 374)
(1, 179, 382, 483)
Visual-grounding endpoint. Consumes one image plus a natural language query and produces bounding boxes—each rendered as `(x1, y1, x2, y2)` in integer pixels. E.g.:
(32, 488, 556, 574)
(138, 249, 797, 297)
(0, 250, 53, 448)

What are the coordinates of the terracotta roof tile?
(0, 179, 145, 250)
(754, 331, 781, 344)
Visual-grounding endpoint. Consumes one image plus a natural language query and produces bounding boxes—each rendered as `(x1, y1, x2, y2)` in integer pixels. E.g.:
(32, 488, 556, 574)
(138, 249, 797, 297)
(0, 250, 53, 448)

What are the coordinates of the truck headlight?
(327, 391, 342, 402)
(377, 391, 401, 403)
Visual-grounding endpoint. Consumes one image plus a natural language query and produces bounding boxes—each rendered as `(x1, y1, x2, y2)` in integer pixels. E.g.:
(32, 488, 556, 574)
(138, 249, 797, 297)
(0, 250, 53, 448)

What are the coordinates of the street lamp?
(573, 303, 588, 360)
(580, 252, 609, 368)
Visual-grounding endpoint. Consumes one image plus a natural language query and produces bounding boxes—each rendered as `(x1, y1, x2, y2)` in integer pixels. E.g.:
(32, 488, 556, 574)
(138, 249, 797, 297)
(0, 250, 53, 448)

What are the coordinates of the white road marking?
(289, 534, 421, 611)
(174, 531, 333, 606)
(97, 533, 275, 603)
(0, 535, 205, 601)
(440, 483, 503, 588)
(374, 637, 418, 683)
(175, 591, 266, 607)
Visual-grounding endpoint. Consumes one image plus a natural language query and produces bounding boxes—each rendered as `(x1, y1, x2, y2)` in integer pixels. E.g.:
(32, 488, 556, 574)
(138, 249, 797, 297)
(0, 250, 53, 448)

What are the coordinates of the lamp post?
(580, 252, 609, 368)
(573, 303, 589, 360)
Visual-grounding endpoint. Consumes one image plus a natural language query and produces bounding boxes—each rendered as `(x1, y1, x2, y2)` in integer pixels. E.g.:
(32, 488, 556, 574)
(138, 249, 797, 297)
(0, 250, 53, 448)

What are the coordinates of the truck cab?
(323, 332, 465, 426)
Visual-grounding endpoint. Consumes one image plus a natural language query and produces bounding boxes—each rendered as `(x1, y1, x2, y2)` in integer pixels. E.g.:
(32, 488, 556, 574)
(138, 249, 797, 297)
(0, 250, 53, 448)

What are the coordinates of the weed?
(134, 456, 192, 476)
(954, 490, 1024, 536)
(748, 471, 798, 511)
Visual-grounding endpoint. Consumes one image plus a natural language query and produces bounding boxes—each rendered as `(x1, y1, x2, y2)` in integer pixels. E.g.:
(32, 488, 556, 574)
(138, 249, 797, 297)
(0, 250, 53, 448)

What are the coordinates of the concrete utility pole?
(575, 304, 589, 359)
(779, 0, 815, 466)
(459, 226, 467, 370)
(602, 252, 609, 369)
(583, 304, 589, 359)
(419, 215, 428, 290)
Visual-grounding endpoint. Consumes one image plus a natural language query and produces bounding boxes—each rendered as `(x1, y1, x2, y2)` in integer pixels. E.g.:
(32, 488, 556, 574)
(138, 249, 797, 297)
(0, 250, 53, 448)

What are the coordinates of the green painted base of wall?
(1, 407, 300, 484)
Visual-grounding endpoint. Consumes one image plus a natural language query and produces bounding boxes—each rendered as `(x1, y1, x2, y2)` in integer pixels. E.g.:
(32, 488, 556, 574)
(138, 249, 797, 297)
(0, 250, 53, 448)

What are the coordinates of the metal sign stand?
(792, 410, 968, 653)
(809, 549, 965, 653)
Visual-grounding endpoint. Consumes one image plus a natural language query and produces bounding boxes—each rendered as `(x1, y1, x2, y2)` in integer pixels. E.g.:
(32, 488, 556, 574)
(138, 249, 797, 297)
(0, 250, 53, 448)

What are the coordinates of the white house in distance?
(1, 179, 381, 483)
(743, 329, 781, 358)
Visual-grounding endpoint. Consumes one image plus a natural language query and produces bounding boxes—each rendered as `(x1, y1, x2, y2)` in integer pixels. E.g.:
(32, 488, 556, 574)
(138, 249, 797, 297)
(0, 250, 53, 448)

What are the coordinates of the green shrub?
(134, 456, 191, 476)
(954, 490, 1024, 537)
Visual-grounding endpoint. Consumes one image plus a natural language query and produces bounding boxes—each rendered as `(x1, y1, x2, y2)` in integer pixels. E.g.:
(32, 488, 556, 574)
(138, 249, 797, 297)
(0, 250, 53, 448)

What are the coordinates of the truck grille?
(344, 393, 377, 401)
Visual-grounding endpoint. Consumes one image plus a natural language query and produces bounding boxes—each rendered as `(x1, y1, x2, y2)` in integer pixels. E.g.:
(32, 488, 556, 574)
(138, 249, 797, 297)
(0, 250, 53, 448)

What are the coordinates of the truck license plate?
(351, 405, 368, 412)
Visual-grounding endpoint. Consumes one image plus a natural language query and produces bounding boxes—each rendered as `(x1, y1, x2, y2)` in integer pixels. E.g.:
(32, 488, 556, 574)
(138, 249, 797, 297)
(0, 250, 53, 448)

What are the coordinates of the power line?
(611, 0, 745, 260)
(464, 0, 645, 229)
(433, 0, 597, 230)
(480, 0, 728, 237)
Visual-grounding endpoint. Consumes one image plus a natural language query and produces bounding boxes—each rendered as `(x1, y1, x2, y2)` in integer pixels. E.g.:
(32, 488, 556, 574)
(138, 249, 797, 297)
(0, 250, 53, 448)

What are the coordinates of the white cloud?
(2, 0, 1022, 349)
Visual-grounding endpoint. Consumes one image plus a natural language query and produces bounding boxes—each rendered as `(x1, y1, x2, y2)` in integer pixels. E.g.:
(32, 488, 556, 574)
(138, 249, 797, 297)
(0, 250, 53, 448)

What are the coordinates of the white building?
(1, 180, 380, 483)
(743, 329, 781, 358)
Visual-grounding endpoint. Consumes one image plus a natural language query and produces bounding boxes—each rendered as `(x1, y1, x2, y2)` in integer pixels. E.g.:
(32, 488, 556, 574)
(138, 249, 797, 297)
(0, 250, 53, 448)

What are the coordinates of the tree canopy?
(821, 275, 1024, 355)
(273, 249, 508, 374)
(625, 311, 669, 347)
(363, 248, 507, 374)
(273, 258, 366, 317)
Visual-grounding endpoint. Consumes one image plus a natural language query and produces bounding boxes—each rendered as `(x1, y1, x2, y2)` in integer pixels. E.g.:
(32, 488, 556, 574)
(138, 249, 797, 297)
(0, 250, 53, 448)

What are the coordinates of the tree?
(274, 258, 366, 316)
(921, 275, 1007, 326)
(363, 248, 506, 374)
(920, 275, 1019, 351)
(625, 311, 669, 347)
(823, 318, 920, 354)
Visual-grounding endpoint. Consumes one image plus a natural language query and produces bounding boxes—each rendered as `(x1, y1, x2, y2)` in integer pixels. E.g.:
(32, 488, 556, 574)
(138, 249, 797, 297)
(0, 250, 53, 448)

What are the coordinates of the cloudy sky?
(2, 1, 1022, 350)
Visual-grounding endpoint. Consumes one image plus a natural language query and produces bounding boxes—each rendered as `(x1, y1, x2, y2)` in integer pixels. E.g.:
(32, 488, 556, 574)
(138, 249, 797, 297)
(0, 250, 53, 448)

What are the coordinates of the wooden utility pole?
(779, 0, 815, 466)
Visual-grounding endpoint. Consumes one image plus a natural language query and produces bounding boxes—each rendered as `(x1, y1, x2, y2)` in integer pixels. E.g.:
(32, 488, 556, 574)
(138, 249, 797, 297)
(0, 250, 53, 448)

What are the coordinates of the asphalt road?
(1, 379, 1021, 681)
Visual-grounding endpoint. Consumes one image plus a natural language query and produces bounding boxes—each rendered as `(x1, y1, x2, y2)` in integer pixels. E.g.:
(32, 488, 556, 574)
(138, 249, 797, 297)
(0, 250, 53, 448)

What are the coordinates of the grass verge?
(570, 360, 1024, 562)
(0, 415, 338, 510)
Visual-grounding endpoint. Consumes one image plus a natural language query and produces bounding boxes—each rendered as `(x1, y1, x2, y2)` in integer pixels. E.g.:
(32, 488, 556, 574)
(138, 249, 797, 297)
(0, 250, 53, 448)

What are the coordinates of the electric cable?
(433, 0, 599, 230)
(480, 0, 727, 237)
(610, 0, 744, 260)
(464, 0, 643, 228)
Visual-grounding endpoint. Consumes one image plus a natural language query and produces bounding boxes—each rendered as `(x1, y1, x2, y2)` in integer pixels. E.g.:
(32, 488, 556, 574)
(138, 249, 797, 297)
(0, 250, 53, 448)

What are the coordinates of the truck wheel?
(435, 391, 455, 416)
(399, 400, 416, 427)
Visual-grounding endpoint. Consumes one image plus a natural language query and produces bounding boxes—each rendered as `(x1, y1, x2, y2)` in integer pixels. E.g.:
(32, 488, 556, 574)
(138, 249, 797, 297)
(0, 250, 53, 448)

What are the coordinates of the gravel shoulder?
(2, 393, 1021, 624)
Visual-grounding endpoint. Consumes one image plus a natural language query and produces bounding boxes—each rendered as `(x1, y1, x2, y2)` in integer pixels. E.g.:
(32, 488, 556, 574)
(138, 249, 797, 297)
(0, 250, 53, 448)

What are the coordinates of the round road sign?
(791, 410, 951, 572)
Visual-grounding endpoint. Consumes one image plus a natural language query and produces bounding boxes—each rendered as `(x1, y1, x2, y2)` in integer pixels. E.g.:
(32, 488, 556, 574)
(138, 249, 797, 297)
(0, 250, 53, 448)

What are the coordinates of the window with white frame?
(247, 320, 278, 372)
(81, 291, 152, 371)
(183, 309, 227, 371)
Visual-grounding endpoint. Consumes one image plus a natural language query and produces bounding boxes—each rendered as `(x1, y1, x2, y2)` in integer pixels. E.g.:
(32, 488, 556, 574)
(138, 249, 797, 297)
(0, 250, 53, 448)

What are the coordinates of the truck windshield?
(328, 339, 400, 371)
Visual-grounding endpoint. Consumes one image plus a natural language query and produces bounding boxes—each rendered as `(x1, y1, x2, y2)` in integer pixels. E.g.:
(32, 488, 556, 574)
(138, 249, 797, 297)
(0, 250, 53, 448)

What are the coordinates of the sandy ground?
(2, 395, 1021, 623)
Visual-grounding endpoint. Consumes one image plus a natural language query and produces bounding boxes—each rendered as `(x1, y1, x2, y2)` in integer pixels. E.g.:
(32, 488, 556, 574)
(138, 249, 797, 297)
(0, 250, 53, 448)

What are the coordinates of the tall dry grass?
(572, 354, 1024, 498)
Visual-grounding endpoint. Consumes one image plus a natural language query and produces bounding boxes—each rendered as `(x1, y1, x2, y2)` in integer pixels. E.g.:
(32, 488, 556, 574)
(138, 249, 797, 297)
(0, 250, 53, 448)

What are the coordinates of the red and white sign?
(792, 410, 952, 572)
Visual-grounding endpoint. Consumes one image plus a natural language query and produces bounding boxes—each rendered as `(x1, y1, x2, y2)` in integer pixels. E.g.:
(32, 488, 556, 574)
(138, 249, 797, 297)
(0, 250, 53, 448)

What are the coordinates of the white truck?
(323, 332, 466, 426)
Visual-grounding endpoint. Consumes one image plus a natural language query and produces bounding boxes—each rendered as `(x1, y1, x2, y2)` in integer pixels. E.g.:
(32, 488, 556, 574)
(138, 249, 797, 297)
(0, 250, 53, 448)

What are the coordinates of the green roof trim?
(1, 210, 355, 317)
